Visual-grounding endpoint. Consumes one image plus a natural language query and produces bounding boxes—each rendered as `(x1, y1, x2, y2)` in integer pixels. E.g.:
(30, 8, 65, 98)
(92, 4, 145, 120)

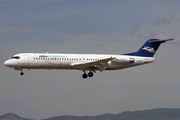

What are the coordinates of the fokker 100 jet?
(4, 39, 173, 78)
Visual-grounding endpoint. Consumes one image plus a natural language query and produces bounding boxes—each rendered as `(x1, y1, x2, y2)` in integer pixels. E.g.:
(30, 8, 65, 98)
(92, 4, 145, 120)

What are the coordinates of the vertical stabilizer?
(135, 39, 174, 57)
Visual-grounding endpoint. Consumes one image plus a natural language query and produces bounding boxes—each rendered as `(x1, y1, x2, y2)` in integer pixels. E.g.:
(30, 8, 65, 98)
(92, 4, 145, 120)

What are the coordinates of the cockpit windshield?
(11, 56, 20, 59)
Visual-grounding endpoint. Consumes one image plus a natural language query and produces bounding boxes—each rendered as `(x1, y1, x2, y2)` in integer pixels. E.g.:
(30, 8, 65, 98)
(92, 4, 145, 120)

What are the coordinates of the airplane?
(4, 39, 174, 79)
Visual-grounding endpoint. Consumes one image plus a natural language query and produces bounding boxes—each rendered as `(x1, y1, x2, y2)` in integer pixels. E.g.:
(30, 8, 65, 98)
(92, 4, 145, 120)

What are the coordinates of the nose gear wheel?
(20, 71, 24, 76)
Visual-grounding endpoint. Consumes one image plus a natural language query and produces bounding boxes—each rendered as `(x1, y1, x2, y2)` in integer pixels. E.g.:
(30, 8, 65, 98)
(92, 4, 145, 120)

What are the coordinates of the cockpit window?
(11, 56, 20, 59)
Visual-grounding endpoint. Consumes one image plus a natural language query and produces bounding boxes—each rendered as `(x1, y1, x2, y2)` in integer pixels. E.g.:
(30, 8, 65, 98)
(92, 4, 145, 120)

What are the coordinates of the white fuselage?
(4, 53, 155, 71)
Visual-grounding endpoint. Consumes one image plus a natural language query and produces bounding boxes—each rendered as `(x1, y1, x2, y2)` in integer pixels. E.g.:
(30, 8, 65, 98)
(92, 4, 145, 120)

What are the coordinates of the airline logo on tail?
(142, 46, 155, 53)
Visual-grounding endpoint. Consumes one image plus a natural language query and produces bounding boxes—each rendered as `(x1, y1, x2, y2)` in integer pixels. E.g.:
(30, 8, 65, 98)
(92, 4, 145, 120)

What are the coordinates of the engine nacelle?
(112, 58, 135, 64)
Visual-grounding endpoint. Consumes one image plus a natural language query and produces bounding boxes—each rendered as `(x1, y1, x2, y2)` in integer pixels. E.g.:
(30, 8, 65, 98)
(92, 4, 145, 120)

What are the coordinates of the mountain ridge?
(0, 113, 32, 120)
(1, 108, 180, 120)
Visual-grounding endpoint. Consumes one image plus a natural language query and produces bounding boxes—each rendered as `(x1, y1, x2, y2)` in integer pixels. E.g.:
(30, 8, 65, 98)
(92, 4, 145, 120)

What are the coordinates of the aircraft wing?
(71, 57, 115, 72)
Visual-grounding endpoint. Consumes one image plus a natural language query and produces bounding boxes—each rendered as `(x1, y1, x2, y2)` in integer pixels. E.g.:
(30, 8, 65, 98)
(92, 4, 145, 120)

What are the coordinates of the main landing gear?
(82, 71, 94, 79)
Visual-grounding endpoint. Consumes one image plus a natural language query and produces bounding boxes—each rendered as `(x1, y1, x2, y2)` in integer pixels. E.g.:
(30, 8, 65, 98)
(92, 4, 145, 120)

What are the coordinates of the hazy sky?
(0, 0, 180, 119)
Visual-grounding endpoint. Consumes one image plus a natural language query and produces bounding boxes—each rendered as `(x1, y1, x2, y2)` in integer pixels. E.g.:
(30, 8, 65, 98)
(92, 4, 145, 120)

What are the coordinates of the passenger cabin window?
(11, 56, 20, 59)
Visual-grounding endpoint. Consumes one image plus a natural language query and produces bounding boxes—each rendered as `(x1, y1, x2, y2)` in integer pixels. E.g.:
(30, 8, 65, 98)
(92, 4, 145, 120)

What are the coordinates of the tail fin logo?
(142, 46, 155, 53)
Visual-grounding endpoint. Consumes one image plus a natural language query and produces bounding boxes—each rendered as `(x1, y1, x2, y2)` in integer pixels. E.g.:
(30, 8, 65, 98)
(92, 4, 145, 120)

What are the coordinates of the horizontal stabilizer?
(150, 39, 174, 43)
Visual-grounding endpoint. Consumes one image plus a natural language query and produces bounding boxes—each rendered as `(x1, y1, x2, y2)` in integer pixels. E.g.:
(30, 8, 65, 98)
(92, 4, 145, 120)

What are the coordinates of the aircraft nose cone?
(4, 60, 13, 67)
(4, 60, 9, 66)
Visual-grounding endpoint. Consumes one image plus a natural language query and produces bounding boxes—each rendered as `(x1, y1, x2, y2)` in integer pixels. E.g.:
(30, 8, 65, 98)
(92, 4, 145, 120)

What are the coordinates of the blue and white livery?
(4, 39, 174, 78)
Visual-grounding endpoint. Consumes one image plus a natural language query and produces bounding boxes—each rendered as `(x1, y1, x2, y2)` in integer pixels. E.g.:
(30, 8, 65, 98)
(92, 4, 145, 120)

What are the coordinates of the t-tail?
(135, 39, 174, 57)
(124, 39, 174, 57)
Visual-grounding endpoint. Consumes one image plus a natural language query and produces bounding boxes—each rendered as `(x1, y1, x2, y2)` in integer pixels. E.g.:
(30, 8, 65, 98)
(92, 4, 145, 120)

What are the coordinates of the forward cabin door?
(23, 54, 29, 66)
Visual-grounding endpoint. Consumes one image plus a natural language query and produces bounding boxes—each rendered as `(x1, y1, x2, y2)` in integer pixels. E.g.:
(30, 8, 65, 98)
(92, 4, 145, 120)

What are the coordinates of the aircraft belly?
(108, 62, 148, 70)
(21, 66, 76, 70)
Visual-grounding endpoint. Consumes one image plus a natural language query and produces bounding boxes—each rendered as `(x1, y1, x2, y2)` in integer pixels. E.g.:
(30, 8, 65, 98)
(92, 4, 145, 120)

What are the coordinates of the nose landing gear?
(14, 68, 24, 76)
(20, 71, 24, 76)
(20, 69, 24, 76)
